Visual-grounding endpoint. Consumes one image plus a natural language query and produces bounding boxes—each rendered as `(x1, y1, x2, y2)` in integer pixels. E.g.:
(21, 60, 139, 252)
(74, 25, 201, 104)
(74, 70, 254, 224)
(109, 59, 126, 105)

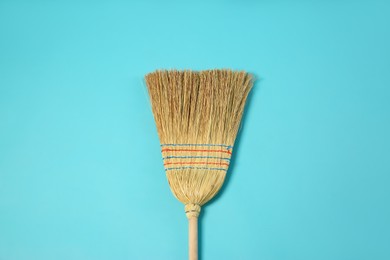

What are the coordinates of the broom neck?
(185, 203, 201, 219)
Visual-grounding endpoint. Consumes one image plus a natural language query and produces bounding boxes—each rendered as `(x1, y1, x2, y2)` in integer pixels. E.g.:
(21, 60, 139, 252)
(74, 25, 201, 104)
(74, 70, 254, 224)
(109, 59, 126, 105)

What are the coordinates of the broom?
(145, 69, 253, 260)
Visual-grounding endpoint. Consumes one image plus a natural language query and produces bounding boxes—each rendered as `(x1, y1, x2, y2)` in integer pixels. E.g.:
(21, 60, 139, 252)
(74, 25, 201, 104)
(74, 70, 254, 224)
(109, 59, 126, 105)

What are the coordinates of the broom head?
(145, 69, 253, 217)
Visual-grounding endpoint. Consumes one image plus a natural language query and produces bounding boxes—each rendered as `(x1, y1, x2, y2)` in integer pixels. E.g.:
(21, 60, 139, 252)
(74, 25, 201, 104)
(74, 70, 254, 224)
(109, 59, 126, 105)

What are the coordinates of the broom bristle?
(145, 69, 253, 214)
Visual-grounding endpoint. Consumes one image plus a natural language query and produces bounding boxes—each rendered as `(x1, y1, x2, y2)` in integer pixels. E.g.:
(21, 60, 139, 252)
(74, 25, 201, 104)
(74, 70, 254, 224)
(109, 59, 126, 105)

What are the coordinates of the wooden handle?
(189, 216, 198, 260)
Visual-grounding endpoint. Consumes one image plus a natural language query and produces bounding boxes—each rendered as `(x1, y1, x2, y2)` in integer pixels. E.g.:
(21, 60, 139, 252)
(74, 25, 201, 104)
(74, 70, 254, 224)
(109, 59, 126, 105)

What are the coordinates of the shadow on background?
(198, 73, 262, 259)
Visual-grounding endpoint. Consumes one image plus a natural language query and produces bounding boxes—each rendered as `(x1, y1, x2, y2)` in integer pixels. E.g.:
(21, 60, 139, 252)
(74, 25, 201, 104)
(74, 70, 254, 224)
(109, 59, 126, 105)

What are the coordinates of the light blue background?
(1, 0, 389, 259)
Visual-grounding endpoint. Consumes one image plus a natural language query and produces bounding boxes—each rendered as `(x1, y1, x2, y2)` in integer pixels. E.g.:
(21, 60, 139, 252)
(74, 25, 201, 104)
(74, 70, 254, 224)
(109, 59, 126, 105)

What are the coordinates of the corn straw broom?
(145, 69, 253, 260)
